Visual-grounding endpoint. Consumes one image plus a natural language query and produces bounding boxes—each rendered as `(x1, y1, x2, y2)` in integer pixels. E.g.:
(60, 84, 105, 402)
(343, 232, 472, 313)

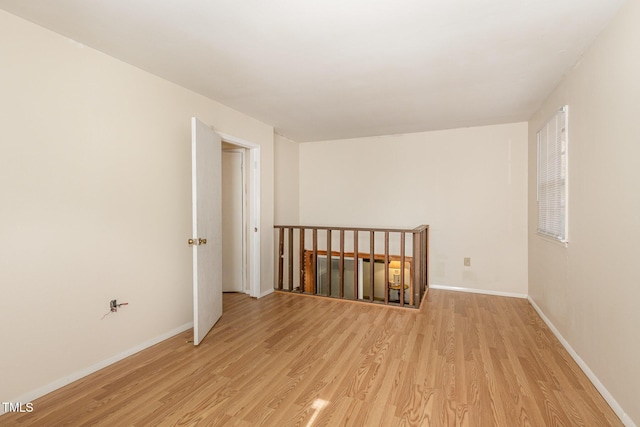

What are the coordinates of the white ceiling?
(0, 0, 626, 142)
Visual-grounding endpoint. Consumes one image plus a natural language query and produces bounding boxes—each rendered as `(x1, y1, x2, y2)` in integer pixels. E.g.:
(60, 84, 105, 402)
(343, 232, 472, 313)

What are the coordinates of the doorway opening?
(219, 133, 261, 299)
(222, 145, 246, 293)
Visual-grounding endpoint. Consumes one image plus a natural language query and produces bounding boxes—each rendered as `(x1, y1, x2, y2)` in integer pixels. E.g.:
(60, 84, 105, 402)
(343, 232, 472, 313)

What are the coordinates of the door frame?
(218, 132, 261, 299)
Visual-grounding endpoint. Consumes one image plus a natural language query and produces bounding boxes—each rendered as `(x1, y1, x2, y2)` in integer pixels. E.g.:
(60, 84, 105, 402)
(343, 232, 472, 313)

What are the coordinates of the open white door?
(191, 117, 222, 346)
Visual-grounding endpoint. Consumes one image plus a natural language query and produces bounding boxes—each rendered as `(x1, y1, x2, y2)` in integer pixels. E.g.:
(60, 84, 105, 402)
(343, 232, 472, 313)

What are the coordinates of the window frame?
(536, 105, 569, 244)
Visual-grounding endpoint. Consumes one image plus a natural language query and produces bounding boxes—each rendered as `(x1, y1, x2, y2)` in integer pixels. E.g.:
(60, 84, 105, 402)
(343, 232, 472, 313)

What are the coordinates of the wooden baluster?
(278, 228, 284, 290)
(400, 232, 405, 307)
(369, 231, 375, 302)
(411, 232, 418, 307)
(299, 228, 305, 293)
(339, 230, 345, 299)
(312, 228, 318, 295)
(326, 229, 332, 297)
(425, 227, 430, 295)
(420, 230, 425, 301)
(353, 230, 359, 300)
(384, 231, 389, 305)
(288, 227, 294, 291)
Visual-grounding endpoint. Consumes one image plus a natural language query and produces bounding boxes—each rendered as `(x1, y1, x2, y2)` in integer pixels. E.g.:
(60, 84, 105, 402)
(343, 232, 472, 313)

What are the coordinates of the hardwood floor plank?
(1, 290, 623, 426)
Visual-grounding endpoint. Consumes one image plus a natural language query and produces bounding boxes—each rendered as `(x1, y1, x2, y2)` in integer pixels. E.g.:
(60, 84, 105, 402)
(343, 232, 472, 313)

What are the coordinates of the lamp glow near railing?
(390, 260, 401, 285)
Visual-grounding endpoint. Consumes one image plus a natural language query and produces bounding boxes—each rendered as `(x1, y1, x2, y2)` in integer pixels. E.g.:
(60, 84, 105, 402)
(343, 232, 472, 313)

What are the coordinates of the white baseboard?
(259, 288, 274, 298)
(1, 322, 193, 416)
(429, 283, 527, 299)
(527, 297, 636, 427)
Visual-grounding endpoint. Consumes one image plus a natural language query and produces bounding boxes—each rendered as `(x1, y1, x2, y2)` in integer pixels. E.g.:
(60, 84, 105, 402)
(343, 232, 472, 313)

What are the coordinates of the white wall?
(274, 133, 299, 225)
(528, 0, 640, 424)
(299, 122, 528, 295)
(0, 10, 274, 405)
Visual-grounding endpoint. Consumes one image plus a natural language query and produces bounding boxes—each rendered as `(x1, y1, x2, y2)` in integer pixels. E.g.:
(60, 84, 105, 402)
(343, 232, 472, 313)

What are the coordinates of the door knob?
(188, 238, 207, 245)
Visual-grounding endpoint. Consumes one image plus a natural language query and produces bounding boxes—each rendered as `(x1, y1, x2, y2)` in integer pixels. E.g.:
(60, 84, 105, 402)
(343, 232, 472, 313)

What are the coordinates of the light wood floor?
(3, 290, 622, 426)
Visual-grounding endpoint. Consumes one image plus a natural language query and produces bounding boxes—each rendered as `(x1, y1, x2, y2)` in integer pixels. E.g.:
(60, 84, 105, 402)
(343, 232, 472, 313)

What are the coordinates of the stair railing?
(273, 224, 429, 308)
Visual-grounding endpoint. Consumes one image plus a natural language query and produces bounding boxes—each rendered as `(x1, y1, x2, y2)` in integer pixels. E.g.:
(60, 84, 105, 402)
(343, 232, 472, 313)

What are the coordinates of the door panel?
(191, 117, 222, 346)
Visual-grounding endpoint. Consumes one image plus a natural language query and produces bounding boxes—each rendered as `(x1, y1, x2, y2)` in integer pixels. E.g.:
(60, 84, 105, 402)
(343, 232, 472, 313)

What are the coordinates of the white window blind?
(537, 106, 568, 243)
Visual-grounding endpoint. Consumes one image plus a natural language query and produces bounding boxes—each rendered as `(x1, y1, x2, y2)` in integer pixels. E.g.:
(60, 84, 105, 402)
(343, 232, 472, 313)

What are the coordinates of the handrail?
(274, 224, 428, 233)
(273, 224, 429, 309)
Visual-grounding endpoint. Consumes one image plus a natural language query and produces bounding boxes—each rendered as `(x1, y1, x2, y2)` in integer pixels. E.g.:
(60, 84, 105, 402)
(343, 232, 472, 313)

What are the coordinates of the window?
(537, 106, 568, 243)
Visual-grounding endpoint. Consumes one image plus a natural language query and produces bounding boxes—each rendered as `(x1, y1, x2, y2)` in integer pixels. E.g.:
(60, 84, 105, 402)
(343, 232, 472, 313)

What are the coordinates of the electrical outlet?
(464, 257, 471, 267)
(110, 299, 117, 312)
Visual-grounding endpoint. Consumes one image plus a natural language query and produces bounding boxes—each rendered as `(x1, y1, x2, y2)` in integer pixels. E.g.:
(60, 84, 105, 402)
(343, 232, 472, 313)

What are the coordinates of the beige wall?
(528, 0, 640, 424)
(274, 133, 300, 225)
(0, 10, 274, 404)
(299, 122, 528, 295)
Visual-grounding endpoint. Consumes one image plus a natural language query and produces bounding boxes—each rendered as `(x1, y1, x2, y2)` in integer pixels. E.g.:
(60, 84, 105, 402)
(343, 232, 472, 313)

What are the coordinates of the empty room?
(0, 0, 638, 425)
